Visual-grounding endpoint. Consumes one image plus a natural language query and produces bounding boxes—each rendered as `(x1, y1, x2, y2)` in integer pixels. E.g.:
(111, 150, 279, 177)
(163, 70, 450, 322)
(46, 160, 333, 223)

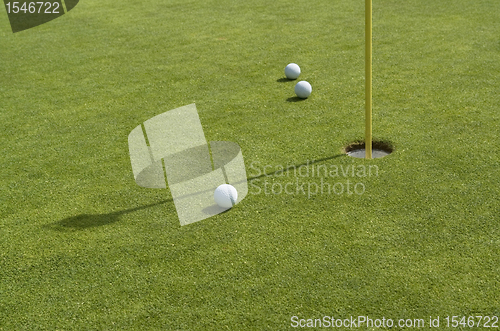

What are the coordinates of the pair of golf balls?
(285, 63, 312, 99)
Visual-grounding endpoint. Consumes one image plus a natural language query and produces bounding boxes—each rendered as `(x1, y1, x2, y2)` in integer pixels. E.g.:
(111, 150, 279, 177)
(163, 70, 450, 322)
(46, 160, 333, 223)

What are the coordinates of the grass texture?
(1, 0, 499, 329)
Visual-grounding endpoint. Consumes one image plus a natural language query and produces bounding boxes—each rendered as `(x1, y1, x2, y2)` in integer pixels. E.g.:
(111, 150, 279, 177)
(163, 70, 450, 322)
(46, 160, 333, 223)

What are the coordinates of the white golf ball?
(295, 81, 312, 98)
(214, 184, 238, 209)
(285, 63, 301, 80)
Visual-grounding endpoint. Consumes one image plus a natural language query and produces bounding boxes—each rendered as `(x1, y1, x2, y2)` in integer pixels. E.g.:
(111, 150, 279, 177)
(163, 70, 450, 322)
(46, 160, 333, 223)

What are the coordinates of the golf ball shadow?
(286, 96, 306, 102)
(201, 205, 231, 215)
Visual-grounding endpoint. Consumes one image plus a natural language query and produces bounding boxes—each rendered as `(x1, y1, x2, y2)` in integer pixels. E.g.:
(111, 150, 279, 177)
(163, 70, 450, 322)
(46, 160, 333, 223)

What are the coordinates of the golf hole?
(345, 141, 393, 159)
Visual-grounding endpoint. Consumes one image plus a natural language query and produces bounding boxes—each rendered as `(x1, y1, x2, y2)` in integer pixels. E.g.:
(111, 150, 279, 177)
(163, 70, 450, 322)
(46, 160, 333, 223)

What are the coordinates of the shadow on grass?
(247, 154, 346, 181)
(46, 155, 345, 230)
(277, 77, 294, 83)
(286, 96, 305, 102)
(46, 199, 172, 231)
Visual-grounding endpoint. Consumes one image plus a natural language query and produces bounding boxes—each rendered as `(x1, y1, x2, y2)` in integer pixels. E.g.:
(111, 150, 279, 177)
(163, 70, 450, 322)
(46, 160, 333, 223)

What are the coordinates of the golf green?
(1, 0, 499, 329)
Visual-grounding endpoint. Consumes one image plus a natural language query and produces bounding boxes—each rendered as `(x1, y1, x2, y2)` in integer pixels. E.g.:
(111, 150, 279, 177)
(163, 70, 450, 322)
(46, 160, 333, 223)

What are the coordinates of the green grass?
(1, 0, 500, 329)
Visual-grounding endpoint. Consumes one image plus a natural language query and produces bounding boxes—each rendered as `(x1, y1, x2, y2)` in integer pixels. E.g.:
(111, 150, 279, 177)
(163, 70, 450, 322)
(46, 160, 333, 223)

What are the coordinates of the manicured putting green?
(0, 0, 499, 329)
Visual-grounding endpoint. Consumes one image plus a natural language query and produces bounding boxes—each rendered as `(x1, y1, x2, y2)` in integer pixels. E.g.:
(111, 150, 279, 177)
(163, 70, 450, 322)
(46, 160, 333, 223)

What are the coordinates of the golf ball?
(295, 81, 312, 98)
(214, 184, 238, 208)
(285, 63, 301, 80)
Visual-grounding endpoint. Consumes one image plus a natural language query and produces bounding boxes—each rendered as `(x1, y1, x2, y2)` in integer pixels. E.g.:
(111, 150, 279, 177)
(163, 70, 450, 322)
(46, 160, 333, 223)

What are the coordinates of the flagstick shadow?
(247, 154, 346, 181)
(46, 199, 172, 231)
(46, 154, 345, 230)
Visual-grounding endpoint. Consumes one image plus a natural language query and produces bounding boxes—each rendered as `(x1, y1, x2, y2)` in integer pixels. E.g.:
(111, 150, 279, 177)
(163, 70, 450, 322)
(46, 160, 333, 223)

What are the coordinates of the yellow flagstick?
(365, 0, 373, 159)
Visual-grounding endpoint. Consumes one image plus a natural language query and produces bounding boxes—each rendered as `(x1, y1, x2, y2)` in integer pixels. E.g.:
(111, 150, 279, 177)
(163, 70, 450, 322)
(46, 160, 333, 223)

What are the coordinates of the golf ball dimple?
(295, 81, 312, 98)
(214, 184, 238, 209)
(285, 63, 301, 80)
